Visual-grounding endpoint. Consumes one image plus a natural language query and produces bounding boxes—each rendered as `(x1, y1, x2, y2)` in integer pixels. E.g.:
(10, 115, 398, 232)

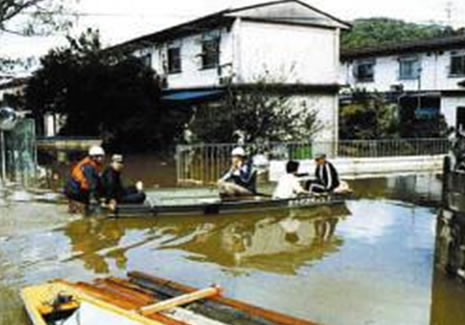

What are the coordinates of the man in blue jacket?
(218, 147, 257, 198)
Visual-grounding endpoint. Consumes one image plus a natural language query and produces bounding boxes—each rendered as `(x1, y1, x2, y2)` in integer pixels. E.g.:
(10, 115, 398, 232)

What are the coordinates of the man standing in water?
(218, 147, 257, 198)
(65, 146, 105, 207)
(101, 154, 146, 211)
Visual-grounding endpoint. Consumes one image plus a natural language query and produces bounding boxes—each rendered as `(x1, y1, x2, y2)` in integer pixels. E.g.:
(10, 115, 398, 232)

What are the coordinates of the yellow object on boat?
(21, 281, 163, 325)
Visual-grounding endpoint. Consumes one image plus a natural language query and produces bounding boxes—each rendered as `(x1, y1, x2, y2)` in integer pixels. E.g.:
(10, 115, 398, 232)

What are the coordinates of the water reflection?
(430, 209, 465, 325)
(158, 205, 350, 274)
(2, 173, 464, 325)
(351, 173, 442, 207)
(60, 218, 162, 274)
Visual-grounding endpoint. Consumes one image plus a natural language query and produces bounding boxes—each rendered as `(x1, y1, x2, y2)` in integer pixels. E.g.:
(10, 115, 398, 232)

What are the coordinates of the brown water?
(0, 173, 464, 325)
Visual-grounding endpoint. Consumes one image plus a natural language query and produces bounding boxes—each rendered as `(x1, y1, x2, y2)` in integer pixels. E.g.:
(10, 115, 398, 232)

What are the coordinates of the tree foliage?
(25, 29, 184, 153)
(339, 90, 399, 139)
(342, 18, 456, 50)
(190, 74, 324, 143)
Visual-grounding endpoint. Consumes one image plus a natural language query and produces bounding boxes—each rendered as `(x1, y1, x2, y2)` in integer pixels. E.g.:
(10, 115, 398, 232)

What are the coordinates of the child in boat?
(273, 161, 310, 199)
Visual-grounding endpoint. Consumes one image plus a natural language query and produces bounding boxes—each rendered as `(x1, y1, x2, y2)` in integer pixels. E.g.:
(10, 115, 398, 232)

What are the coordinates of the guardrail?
(36, 136, 102, 151)
(176, 138, 451, 185)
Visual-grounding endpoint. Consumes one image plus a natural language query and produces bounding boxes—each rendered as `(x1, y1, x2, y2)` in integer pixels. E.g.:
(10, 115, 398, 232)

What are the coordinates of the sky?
(1, 0, 465, 63)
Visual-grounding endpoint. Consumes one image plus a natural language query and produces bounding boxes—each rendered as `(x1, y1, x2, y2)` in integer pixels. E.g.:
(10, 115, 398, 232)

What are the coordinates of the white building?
(0, 77, 28, 103)
(111, 0, 350, 142)
(341, 35, 465, 132)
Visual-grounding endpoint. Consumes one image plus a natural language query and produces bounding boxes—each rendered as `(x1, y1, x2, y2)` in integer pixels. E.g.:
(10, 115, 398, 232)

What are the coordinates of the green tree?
(190, 75, 324, 143)
(342, 18, 454, 50)
(339, 90, 398, 139)
(25, 29, 184, 153)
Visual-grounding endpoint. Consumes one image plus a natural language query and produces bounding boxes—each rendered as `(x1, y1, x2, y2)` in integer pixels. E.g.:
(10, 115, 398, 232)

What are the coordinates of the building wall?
(441, 96, 465, 130)
(287, 94, 338, 142)
(238, 21, 340, 84)
(134, 24, 236, 90)
(342, 50, 465, 92)
(136, 19, 341, 89)
(0, 85, 24, 102)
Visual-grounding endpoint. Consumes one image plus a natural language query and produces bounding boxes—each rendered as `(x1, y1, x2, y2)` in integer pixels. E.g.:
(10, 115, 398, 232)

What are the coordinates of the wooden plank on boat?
(138, 286, 222, 316)
(128, 271, 321, 325)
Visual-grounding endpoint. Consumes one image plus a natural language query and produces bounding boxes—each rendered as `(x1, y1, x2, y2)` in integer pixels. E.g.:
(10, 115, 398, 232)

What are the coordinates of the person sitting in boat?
(64, 145, 105, 206)
(101, 154, 146, 210)
(273, 160, 310, 199)
(218, 147, 257, 198)
(307, 153, 340, 194)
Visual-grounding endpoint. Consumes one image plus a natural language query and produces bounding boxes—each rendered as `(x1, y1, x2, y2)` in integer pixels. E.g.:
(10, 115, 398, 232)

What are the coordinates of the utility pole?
(445, 1, 454, 26)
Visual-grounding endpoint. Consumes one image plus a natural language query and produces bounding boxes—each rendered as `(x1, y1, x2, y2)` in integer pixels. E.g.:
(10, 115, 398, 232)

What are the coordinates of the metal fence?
(176, 138, 451, 185)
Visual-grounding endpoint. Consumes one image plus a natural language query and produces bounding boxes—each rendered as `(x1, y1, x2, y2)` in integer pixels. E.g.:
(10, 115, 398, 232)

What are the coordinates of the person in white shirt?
(273, 161, 310, 199)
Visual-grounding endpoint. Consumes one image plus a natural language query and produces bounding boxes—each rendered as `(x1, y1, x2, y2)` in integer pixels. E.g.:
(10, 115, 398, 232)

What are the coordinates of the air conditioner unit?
(390, 84, 404, 92)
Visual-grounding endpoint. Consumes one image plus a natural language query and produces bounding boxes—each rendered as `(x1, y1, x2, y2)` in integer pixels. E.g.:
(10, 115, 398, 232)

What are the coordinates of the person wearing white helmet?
(64, 145, 105, 208)
(218, 147, 257, 198)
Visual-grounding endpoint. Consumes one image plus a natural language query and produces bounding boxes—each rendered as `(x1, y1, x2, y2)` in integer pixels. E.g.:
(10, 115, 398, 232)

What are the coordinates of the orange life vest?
(71, 157, 103, 191)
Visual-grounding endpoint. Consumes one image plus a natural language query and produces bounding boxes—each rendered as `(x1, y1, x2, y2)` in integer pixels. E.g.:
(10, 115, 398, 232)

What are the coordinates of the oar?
(137, 285, 223, 316)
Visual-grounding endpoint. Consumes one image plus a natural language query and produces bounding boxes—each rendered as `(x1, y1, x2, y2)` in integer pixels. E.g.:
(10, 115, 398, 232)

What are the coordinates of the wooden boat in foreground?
(106, 193, 351, 217)
(21, 271, 320, 325)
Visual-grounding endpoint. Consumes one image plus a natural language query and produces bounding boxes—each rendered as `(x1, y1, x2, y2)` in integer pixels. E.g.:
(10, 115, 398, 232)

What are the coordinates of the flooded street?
(0, 174, 464, 325)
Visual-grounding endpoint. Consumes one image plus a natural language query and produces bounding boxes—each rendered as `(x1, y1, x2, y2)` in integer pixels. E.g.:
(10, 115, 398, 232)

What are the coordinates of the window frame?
(167, 46, 182, 74)
(398, 56, 421, 81)
(354, 59, 375, 83)
(449, 51, 465, 78)
(200, 36, 220, 70)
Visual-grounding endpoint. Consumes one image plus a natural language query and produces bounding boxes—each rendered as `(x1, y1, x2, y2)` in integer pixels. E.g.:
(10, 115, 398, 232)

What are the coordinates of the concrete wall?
(342, 50, 465, 92)
(269, 155, 445, 182)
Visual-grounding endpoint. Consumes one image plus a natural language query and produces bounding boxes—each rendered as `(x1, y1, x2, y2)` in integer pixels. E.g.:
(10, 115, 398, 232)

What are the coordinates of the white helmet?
(231, 147, 246, 157)
(89, 145, 105, 156)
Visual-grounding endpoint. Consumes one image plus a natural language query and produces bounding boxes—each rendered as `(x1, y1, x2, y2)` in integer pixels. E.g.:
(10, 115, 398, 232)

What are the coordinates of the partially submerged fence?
(176, 138, 451, 185)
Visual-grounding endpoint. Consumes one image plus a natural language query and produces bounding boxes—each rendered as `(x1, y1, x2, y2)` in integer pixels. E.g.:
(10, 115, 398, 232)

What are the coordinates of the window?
(399, 56, 420, 80)
(354, 59, 375, 82)
(140, 53, 152, 68)
(167, 47, 181, 74)
(450, 52, 465, 77)
(201, 38, 220, 69)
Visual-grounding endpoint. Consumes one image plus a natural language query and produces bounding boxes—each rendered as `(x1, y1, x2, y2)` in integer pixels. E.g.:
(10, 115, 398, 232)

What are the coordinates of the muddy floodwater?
(0, 173, 464, 325)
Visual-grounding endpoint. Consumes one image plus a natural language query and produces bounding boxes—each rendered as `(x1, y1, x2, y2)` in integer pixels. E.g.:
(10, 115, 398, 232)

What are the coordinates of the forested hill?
(341, 18, 463, 50)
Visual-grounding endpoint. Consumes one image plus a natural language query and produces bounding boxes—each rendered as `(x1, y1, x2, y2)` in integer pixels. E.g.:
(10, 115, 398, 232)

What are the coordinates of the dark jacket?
(220, 160, 257, 193)
(315, 161, 340, 191)
(101, 167, 124, 201)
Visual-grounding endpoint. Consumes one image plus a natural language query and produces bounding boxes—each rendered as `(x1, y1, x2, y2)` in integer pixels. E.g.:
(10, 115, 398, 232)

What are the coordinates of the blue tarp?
(162, 90, 224, 102)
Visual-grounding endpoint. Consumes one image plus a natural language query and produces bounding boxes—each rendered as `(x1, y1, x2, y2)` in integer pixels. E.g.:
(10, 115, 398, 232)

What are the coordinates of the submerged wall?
(269, 155, 445, 181)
